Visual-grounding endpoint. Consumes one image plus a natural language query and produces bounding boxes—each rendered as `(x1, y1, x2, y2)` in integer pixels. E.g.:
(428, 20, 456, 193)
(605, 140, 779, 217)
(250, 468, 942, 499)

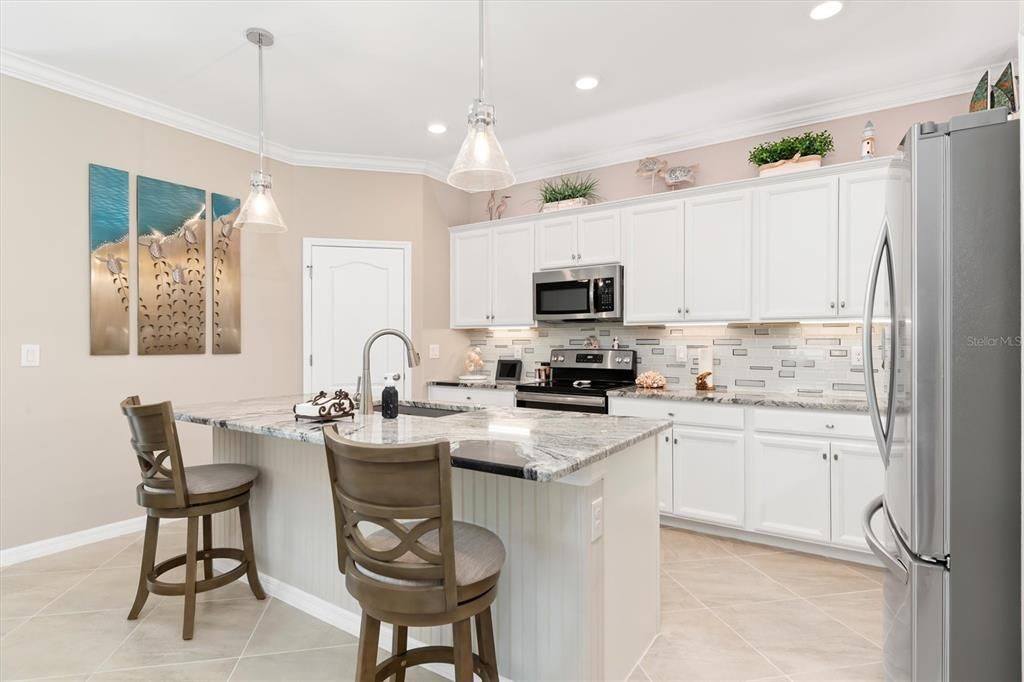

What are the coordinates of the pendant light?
(447, 0, 515, 192)
(236, 28, 287, 233)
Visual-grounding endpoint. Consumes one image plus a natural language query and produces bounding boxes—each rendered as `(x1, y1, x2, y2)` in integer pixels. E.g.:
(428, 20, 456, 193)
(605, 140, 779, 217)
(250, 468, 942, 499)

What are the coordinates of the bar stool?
(121, 396, 266, 640)
(323, 428, 505, 682)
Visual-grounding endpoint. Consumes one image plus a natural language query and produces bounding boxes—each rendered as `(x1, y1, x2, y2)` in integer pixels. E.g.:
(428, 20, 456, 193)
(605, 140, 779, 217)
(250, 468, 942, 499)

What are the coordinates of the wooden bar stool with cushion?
(323, 427, 506, 682)
(121, 396, 266, 640)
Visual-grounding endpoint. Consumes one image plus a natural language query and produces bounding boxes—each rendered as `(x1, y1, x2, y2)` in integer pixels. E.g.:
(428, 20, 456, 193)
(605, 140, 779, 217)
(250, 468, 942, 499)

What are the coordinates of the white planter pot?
(757, 154, 823, 178)
(541, 198, 591, 213)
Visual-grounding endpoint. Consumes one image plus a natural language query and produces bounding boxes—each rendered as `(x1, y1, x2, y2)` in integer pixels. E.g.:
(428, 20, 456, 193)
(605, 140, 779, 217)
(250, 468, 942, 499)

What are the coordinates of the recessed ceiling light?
(809, 1, 843, 20)
(427, 122, 447, 135)
(575, 75, 599, 91)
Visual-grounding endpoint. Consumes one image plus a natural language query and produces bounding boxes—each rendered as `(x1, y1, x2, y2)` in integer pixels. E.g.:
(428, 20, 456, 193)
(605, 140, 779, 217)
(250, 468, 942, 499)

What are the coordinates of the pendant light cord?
(257, 34, 264, 173)
(477, 0, 484, 102)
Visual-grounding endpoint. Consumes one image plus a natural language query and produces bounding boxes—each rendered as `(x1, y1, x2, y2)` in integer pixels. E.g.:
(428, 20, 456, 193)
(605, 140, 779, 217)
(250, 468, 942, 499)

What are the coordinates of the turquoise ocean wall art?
(137, 176, 207, 355)
(89, 164, 130, 355)
(211, 193, 242, 354)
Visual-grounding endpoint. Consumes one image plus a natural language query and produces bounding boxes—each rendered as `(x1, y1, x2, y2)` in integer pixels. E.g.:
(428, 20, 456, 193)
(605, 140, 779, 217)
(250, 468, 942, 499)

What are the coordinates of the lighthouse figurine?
(861, 120, 876, 159)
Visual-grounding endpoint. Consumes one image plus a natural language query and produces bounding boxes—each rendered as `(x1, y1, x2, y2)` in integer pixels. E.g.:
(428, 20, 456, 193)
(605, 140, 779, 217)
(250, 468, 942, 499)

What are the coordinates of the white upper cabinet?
(577, 210, 621, 266)
(748, 434, 831, 543)
(535, 215, 579, 270)
(622, 199, 684, 324)
(838, 169, 890, 318)
(684, 191, 752, 321)
(756, 176, 839, 319)
(829, 439, 884, 551)
(536, 210, 621, 269)
(450, 223, 534, 328)
(450, 229, 493, 328)
(490, 223, 536, 326)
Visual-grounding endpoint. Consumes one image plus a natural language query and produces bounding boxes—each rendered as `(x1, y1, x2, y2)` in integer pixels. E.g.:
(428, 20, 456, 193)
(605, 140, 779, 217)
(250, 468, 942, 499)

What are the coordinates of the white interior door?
(307, 242, 409, 398)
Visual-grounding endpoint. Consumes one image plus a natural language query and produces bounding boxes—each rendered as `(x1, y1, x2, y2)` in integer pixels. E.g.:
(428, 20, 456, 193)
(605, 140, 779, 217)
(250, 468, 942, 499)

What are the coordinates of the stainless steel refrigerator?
(861, 108, 1021, 681)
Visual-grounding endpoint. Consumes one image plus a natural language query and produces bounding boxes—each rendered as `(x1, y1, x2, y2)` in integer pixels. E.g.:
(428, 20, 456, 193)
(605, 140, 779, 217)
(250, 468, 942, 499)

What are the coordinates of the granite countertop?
(607, 386, 869, 413)
(175, 395, 671, 482)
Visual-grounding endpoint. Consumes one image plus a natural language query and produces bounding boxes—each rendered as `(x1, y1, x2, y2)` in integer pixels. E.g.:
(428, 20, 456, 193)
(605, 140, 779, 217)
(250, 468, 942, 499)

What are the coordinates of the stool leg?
(238, 501, 266, 600)
(182, 516, 199, 640)
(453, 618, 474, 682)
(201, 514, 213, 579)
(392, 625, 408, 682)
(128, 515, 159, 620)
(355, 611, 381, 682)
(475, 607, 499, 682)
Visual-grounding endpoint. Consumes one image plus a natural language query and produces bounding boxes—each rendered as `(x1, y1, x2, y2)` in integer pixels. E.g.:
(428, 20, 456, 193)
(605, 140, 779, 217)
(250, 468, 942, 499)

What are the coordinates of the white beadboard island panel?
(210, 425, 659, 681)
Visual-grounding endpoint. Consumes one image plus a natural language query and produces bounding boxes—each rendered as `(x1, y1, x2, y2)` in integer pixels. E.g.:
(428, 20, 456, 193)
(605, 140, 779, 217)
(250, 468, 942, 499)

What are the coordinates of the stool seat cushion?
(357, 521, 505, 590)
(140, 464, 258, 508)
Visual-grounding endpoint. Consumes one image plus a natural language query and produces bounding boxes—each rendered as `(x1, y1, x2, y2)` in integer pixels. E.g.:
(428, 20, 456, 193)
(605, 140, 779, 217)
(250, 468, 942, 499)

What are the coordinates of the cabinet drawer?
(608, 398, 744, 430)
(750, 408, 873, 440)
(427, 385, 514, 408)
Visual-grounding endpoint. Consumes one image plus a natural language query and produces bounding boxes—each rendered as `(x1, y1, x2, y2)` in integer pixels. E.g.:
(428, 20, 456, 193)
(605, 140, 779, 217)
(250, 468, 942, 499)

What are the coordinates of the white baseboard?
(660, 514, 884, 568)
(0, 515, 159, 567)
(213, 559, 513, 682)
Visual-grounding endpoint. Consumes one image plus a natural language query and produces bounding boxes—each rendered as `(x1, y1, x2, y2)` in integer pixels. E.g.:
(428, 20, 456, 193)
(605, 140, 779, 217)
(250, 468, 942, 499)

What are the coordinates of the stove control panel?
(548, 349, 636, 370)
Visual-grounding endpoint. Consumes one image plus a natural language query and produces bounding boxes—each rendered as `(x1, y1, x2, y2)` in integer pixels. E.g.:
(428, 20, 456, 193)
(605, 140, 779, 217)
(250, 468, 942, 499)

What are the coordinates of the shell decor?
(465, 347, 484, 373)
(635, 371, 667, 389)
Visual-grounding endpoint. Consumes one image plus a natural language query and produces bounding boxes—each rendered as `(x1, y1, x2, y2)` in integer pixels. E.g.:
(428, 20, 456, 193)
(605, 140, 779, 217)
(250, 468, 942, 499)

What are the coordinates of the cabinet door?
(427, 385, 515, 408)
(684, 191, 752, 321)
(491, 223, 535, 326)
(672, 426, 745, 527)
(748, 434, 831, 542)
(622, 200, 684, 324)
(577, 210, 621, 266)
(829, 440, 884, 551)
(756, 177, 838, 319)
(838, 169, 890, 318)
(450, 229, 493, 328)
(535, 215, 578, 270)
(657, 430, 674, 514)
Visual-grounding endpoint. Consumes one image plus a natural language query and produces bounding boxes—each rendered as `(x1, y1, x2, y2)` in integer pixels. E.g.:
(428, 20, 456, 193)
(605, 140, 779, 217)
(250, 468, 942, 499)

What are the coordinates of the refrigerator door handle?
(862, 216, 897, 467)
(863, 495, 909, 583)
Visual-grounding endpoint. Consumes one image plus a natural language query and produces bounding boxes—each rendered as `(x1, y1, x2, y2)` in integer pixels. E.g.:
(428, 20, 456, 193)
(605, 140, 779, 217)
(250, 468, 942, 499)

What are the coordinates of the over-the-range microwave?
(532, 264, 623, 322)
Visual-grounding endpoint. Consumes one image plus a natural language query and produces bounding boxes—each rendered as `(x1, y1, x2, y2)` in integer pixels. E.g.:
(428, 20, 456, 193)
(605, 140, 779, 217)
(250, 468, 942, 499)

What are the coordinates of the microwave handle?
(589, 278, 598, 315)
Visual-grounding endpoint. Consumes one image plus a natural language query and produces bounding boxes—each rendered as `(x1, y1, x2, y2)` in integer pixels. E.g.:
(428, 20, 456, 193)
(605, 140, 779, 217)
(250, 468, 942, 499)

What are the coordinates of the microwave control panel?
(594, 278, 616, 312)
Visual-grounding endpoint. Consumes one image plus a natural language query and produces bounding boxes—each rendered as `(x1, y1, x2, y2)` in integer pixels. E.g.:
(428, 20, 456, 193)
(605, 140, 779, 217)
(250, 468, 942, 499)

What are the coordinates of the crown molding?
(0, 49, 450, 182)
(1, 47, 989, 190)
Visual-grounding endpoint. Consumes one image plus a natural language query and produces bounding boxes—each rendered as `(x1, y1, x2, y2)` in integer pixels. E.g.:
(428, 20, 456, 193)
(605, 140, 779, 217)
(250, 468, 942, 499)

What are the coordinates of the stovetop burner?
(515, 348, 637, 411)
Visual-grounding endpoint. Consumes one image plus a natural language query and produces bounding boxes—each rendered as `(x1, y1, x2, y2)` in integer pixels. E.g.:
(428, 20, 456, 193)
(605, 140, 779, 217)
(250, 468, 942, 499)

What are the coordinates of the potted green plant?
(748, 130, 835, 177)
(539, 174, 600, 212)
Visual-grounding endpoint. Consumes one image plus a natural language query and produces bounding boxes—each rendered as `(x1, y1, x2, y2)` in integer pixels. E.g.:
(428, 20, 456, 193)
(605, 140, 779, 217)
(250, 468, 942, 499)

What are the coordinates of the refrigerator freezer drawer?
(750, 408, 874, 441)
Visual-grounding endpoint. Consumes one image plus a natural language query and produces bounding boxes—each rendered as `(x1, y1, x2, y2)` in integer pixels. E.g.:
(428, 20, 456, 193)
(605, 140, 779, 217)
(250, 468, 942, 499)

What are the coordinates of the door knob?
(829, 301, 836, 309)
(833, 453, 839, 460)
(840, 301, 846, 309)
(822, 452, 827, 460)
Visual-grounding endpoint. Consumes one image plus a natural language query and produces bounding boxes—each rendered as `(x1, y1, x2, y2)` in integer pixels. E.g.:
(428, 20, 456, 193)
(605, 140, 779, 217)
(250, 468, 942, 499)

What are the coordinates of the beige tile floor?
(1, 522, 884, 681)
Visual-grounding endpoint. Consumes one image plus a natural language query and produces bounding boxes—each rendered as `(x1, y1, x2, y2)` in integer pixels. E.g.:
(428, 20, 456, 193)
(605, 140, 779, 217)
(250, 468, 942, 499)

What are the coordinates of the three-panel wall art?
(88, 164, 242, 355)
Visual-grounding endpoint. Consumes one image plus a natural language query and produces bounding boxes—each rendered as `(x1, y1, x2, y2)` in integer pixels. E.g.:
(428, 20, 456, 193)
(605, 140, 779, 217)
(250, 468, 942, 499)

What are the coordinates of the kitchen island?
(176, 396, 671, 681)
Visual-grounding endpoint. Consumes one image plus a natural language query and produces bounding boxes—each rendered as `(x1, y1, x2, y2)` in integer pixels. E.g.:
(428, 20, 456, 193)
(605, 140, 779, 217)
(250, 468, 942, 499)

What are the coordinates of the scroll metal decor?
(212, 193, 242, 354)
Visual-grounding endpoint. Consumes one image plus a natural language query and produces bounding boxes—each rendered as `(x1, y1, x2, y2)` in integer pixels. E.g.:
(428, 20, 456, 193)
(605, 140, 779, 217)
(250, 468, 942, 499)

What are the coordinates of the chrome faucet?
(360, 328, 421, 415)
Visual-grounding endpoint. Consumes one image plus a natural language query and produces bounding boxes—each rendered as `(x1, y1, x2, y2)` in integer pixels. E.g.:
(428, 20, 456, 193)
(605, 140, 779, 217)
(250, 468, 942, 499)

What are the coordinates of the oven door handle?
(515, 392, 606, 407)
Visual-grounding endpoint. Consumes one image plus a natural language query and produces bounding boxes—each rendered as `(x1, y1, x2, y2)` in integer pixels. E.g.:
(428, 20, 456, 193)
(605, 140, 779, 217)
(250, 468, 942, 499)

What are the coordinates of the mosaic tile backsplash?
(467, 322, 884, 396)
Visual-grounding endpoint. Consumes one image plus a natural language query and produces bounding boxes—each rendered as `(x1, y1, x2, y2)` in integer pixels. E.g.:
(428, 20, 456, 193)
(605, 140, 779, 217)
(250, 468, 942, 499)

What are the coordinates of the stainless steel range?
(515, 349, 637, 413)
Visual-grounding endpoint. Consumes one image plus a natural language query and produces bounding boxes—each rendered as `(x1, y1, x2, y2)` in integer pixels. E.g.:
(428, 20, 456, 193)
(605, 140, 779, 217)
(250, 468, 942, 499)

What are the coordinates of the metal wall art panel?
(136, 176, 207, 355)
(211, 193, 241, 354)
(89, 164, 130, 355)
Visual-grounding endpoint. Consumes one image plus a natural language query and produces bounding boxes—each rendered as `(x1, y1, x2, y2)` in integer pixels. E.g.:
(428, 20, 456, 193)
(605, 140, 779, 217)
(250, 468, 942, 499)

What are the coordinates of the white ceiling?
(0, 1, 1017, 183)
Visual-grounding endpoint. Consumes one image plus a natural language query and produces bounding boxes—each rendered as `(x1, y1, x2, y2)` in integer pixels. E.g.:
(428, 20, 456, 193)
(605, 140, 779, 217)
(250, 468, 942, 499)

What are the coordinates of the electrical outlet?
(675, 345, 687, 362)
(20, 344, 40, 367)
(591, 497, 604, 542)
(513, 345, 523, 359)
(428, 344, 440, 359)
(850, 345, 864, 367)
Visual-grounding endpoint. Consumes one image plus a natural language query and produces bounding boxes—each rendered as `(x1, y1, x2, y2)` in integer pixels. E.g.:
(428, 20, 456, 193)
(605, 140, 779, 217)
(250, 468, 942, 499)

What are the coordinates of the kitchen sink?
(372, 405, 463, 418)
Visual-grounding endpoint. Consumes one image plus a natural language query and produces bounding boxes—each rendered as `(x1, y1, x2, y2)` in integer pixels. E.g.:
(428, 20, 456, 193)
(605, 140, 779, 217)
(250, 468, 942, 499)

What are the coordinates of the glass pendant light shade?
(236, 170, 287, 233)
(447, 101, 515, 192)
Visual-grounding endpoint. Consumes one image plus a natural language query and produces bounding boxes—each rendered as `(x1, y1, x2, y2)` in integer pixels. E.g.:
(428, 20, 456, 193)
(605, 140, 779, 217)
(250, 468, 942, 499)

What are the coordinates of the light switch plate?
(428, 344, 440, 359)
(850, 345, 864, 367)
(675, 345, 687, 362)
(20, 344, 40, 367)
(590, 497, 604, 542)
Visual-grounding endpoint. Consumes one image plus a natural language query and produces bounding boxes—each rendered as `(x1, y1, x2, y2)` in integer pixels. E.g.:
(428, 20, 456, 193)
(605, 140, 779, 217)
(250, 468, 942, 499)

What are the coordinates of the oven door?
(515, 392, 607, 413)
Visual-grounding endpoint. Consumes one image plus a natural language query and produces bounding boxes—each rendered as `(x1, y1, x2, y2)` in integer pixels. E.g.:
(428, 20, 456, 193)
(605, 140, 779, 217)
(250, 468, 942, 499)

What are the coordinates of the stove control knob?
(555, 355, 564, 362)
(623, 356, 631, 363)
(615, 357, 623, 364)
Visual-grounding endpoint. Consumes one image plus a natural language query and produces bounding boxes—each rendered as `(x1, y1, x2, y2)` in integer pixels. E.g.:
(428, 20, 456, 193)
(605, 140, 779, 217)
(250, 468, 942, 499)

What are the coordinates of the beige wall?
(0, 76, 471, 549)
(469, 93, 970, 221)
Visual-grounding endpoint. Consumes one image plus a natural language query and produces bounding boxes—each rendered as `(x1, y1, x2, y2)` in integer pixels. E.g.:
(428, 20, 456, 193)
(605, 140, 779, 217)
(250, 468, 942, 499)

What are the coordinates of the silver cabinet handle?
(667, 412, 675, 417)
(821, 452, 827, 460)
(664, 435, 670, 443)
(825, 423, 835, 429)
(840, 301, 846, 309)
(673, 438, 678, 445)
(677, 307, 682, 314)
(684, 308, 690, 314)
(834, 453, 839, 460)
(829, 301, 836, 309)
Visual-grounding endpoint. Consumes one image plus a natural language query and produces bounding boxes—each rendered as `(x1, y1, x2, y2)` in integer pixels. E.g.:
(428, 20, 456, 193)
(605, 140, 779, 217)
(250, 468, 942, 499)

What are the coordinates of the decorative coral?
(635, 371, 667, 389)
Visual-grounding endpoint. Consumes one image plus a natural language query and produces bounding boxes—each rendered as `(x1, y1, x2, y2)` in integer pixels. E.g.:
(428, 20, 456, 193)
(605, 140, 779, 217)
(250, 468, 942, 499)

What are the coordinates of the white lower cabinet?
(748, 434, 832, 543)
(657, 430, 673, 513)
(829, 439, 885, 551)
(672, 426, 745, 528)
(426, 385, 515, 408)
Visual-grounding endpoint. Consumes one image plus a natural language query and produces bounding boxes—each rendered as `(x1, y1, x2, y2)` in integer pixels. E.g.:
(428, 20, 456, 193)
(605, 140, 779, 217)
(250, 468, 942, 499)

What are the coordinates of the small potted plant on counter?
(748, 130, 835, 177)
(539, 174, 600, 212)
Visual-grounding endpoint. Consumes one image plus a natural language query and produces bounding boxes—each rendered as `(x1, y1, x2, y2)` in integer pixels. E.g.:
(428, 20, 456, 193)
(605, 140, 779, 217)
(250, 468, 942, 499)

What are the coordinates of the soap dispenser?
(381, 372, 399, 419)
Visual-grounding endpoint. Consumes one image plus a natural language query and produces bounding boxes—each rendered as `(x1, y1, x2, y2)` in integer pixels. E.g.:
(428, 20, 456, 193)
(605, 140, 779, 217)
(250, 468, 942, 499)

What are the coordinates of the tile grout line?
(84, 592, 166, 682)
(226, 595, 274, 681)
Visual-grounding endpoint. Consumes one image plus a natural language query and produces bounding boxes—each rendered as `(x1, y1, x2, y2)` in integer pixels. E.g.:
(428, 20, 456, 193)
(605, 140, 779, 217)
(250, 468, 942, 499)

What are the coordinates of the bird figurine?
(495, 195, 511, 219)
